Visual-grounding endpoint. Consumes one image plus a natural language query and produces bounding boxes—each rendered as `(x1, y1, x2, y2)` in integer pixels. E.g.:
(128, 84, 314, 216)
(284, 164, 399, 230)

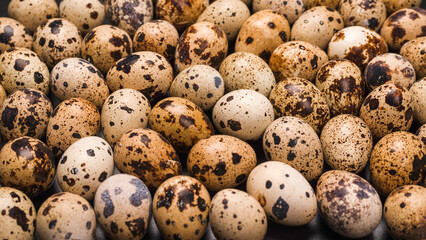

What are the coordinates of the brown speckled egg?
(36, 192, 96, 240)
(235, 10, 290, 61)
(175, 22, 228, 73)
(51, 58, 109, 108)
(94, 174, 152, 240)
(0, 18, 32, 54)
(369, 131, 425, 196)
(263, 116, 323, 181)
(303, 0, 340, 10)
(269, 41, 329, 82)
(187, 135, 257, 191)
(101, 89, 151, 146)
(327, 26, 388, 70)
(156, 0, 208, 31)
(400, 36, 426, 80)
(133, 20, 179, 61)
(338, 0, 387, 31)
(321, 114, 373, 173)
(169, 65, 225, 111)
(247, 161, 317, 226)
(0, 89, 52, 141)
(0, 84, 6, 105)
(315, 59, 364, 115)
(0, 136, 55, 198)
(57, 137, 114, 201)
(32, 18, 82, 68)
(416, 123, 426, 145)
(59, 0, 105, 35)
(148, 97, 215, 153)
(0, 187, 35, 240)
(0, 48, 50, 94)
(380, 8, 426, 52)
(383, 0, 421, 13)
(252, 0, 304, 25)
(212, 89, 274, 141)
(153, 176, 211, 240)
(7, 0, 59, 33)
(107, 52, 173, 103)
(81, 25, 132, 75)
(114, 128, 182, 190)
(316, 170, 382, 238)
(209, 189, 268, 240)
(269, 77, 330, 133)
(359, 83, 413, 140)
(219, 52, 275, 97)
(410, 78, 426, 125)
(384, 185, 426, 240)
(46, 98, 100, 158)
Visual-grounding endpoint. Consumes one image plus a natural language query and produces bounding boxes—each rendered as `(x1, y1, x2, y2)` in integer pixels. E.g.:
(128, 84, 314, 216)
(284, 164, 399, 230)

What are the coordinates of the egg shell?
(59, 0, 105, 35)
(94, 174, 152, 240)
(148, 97, 215, 153)
(400, 36, 426, 80)
(153, 176, 211, 240)
(252, 0, 304, 25)
(0, 17, 32, 54)
(235, 10, 290, 61)
(247, 161, 317, 226)
(0, 84, 6, 105)
(0, 48, 50, 95)
(409, 78, 426, 125)
(209, 189, 268, 240)
(383, 0, 422, 13)
(316, 170, 382, 238)
(369, 131, 425, 196)
(0, 137, 55, 198)
(303, 0, 340, 10)
(187, 135, 257, 191)
(359, 83, 413, 141)
(101, 89, 151, 146)
(113, 128, 182, 190)
(46, 98, 100, 158)
(0, 187, 35, 240)
(36, 192, 96, 240)
(416, 123, 426, 145)
(338, 0, 387, 31)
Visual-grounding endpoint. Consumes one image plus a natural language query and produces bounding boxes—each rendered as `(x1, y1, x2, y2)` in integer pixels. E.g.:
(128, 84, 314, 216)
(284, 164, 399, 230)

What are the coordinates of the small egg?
(252, 0, 305, 25)
(0, 84, 6, 105)
(0, 137, 55, 198)
(338, 0, 387, 31)
(156, 0, 209, 31)
(0, 17, 32, 54)
(400, 36, 426, 80)
(416, 123, 426, 145)
(59, 0, 105, 35)
(316, 170, 382, 238)
(409, 78, 426, 125)
(187, 135, 257, 191)
(383, 0, 421, 13)
(209, 189, 268, 240)
(303, 0, 340, 10)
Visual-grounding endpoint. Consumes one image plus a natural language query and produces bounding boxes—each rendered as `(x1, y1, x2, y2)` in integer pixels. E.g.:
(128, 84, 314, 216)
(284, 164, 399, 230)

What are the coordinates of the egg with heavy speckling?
(411, 79, 426, 125)
(0, 137, 55, 198)
(400, 36, 426, 80)
(252, 0, 305, 25)
(153, 176, 211, 240)
(210, 189, 268, 240)
(338, 0, 387, 31)
(156, 0, 209, 31)
(0, 17, 32, 54)
(316, 170, 382, 238)
(303, 0, 340, 10)
(416, 123, 426, 145)
(187, 135, 257, 191)
(94, 174, 152, 240)
(383, 0, 422, 13)
(59, 0, 105, 35)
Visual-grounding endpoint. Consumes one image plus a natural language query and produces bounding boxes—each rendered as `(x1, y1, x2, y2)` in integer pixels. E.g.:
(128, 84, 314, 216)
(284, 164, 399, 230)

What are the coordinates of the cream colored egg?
(156, 0, 209, 31)
(400, 36, 426, 80)
(338, 0, 387, 31)
(59, 0, 105, 35)
(0, 18, 32, 54)
(253, 0, 305, 24)
(383, 0, 421, 13)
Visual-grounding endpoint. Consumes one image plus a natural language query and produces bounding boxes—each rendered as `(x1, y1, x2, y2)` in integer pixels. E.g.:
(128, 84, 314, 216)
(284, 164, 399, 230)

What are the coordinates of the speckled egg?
(101, 89, 151, 146)
(383, 0, 421, 13)
(59, 0, 105, 35)
(175, 22, 228, 73)
(359, 83, 413, 140)
(247, 161, 317, 226)
(380, 8, 426, 52)
(316, 170, 382, 238)
(46, 98, 100, 158)
(107, 52, 173, 102)
(0, 48, 50, 94)
(7, 0, 59, 33)
(36, 192, 96, 240)
(106, 0, 154, 36)
(269, 77, 330, 133)
(321, 114, 373, 173)
(51, 58, 109, 108)
(156, 0, 209, 31)
(94, 174, 152, 240)
(400, 36, 426, 79)
(148, 97, 215, 153)
(197, 0, 250, 41)
(81, 25, 132, 75)
(113, 128, 182, 189)
(0, 84, 6, 105)
(209, 189, 268, 240)
(416, 123, 426, 145)
(187, 135, 257, 191)
(338, 0, 387, 31)
(0, 18, 32, 54)
(133, 20, 179, 60)
(303, 0, 340, 10)
(410, 78, 426, 125)
(153, 176, 211, 240)
(235, 10, 290, 61)
(369, 131, 425, 196)
(212, 89, 274, 141)
(0, 89, 52, 141)
(219, 52, 275, 97)
(57, 136, 114, 201)
(263, 116, 323, 181)
(384, 185, 426, 240)
(170, 65, 225, 111)
(0, 136, 55, 198)
(327, 26, 388, 69)
(252, 0, 305, 25)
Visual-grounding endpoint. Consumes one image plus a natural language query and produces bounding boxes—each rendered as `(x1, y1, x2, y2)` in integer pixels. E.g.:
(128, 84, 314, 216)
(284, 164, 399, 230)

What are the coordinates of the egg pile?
(0, 0, 425, 239)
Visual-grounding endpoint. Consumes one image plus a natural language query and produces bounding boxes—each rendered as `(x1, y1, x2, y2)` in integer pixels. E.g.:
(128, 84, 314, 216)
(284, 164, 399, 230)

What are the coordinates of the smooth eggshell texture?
(59, 0, 105, 35)
(0, 17, 32, 54)
(252, 0, 304, 24)
(156, 0, 209, 31)
(409, 77, 426, 125)
(400, 36, 426, 80)
(338, 0, 387, 31)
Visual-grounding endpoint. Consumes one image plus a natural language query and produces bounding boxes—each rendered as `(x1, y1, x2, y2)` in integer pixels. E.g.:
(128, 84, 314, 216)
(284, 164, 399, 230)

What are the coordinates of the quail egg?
(0, 84, 6, 105)
(338, 0, 387, 31)
(410, 78, 426, 125)
(416, 123, 426, 145)
(252, 0, 305, 25)
(0, 17, 32, 54)
(303, 0, 340, 10)
(383, 0, 421, 13)
(59, 0, 105, 35)
(400, 36, 426, 80)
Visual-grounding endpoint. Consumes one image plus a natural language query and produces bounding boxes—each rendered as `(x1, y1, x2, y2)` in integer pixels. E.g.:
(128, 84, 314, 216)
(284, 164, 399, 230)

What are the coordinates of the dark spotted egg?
(416, 123, 426, 145)
(383, 0, 422, 13)
(0, 17, 32, 54)
(59, 0, 105, 35)
(252, 0, 305, 25)
(400, 36, 425, 80)
(303, 0, 340, 10)
(338, 0, 387, 31)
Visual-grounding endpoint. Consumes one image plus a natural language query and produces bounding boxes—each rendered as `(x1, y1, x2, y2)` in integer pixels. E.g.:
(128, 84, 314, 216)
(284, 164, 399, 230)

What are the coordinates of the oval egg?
(410, 78, 426, 125)
(59, 0, 105, 35)
(400, 36, 426, 80)
(156, 0, 209, 31)
(0, 17, 32, 54)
